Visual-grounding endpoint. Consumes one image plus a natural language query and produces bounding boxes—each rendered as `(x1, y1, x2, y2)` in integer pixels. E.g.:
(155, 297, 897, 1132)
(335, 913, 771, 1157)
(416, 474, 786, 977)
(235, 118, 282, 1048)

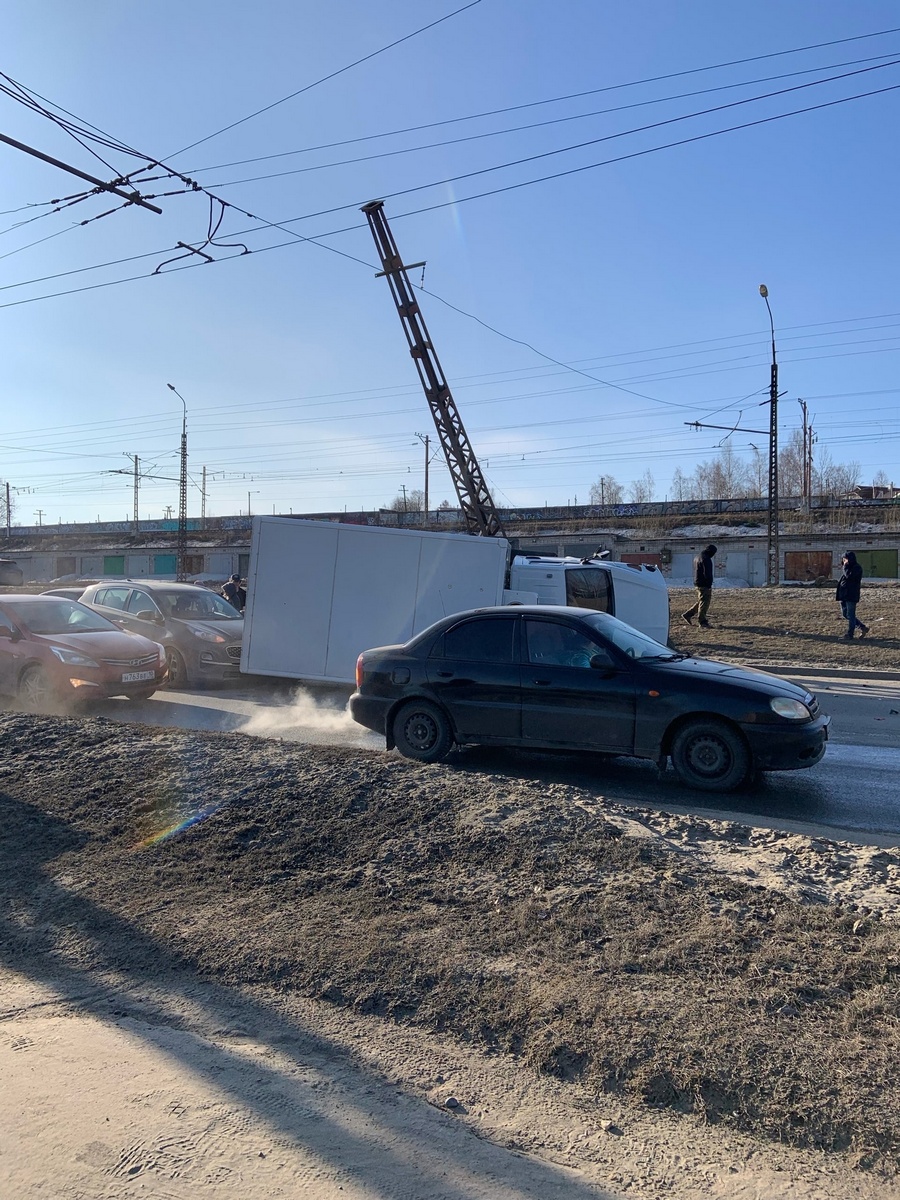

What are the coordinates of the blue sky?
(3, 0, 899, 524)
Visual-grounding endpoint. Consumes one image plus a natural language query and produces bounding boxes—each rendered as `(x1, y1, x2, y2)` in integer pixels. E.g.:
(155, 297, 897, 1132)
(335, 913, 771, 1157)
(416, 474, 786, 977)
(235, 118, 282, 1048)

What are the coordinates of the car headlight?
(192, 628, 226, 644)
(769, 696, 811, 720)
(50, 646, 99, 667)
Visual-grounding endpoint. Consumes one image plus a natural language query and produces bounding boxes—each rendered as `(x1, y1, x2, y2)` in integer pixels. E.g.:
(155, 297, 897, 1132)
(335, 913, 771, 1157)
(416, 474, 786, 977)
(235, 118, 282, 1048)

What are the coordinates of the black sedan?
(349, 606, 830, 792)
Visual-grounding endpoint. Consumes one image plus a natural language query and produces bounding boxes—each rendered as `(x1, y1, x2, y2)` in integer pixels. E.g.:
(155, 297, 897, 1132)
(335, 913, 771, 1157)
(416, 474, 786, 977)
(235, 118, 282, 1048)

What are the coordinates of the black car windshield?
(5, 599, 118, 635)
(578, 612, 675, 660)
(153, 590, 242, 620)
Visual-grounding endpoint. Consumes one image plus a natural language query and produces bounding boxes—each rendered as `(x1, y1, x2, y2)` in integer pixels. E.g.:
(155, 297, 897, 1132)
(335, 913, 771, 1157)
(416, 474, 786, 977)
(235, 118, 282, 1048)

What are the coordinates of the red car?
(0, 595, 166, 709)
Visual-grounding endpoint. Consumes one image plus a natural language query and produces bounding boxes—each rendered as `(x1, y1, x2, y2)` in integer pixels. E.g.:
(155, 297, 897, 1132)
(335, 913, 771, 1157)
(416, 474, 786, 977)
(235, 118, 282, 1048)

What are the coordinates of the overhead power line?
(4, 72, 899, 317)
(166, 0, 484, 158)
(191, 49, 900, 186)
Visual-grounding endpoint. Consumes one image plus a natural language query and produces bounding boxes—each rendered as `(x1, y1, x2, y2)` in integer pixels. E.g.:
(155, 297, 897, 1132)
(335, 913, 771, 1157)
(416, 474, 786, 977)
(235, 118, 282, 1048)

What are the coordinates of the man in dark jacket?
(221, 573, 246, 612)
(836, 551, 868, 639)
(682, 544, 717, 628)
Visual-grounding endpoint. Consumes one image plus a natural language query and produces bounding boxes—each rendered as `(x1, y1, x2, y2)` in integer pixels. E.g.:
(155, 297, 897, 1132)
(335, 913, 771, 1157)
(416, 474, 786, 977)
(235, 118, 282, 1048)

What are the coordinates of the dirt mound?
(3, 712, 899, 1176)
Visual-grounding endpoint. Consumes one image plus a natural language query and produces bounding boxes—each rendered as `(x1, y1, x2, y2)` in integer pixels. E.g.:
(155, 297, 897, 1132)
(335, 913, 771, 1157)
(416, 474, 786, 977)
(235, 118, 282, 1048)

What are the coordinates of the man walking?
(836, 551, 868, 639)
(682, 544, 717, 628)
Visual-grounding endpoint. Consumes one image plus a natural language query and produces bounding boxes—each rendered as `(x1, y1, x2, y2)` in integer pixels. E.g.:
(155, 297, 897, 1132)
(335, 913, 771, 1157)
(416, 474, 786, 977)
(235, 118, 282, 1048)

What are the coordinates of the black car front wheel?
(392, 700, 453, 763)
(670, 719, 750, 792)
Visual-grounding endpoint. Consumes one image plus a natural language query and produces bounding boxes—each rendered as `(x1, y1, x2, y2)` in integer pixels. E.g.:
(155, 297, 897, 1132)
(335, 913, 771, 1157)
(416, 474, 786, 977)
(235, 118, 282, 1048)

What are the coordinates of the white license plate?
(122, 670, 155, 683)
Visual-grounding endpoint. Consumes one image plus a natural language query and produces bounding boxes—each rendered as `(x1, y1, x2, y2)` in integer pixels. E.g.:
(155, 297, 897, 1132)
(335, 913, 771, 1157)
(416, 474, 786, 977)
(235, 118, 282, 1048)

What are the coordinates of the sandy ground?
(6, 972, 898, 1200)
(3, 583, 900, 1199)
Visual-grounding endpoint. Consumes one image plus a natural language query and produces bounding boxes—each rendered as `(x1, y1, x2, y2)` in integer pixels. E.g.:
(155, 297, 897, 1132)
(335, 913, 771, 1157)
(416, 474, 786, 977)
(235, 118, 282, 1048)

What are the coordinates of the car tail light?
(355, 654, 364, 689)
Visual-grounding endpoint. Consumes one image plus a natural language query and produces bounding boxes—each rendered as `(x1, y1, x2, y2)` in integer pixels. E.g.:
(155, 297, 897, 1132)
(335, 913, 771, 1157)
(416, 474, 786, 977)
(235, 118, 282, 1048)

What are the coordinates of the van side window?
(439, 618, 515, 663)
(565, 567, 612, 612)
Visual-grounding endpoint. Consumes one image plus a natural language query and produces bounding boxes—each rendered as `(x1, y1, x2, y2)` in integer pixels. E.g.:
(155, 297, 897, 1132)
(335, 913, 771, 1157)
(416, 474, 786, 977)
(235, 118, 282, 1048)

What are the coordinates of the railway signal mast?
(362, 200, 504, 537)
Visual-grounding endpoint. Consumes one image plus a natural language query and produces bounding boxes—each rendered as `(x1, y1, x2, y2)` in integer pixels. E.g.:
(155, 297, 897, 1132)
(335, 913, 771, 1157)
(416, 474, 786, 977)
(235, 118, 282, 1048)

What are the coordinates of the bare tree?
(628, 469, 655, 504)
(670, 466, 691, 501)
(589, 474, 623, 505)
(778, 429, 805, 498)
(385, 488, 425, 512)
(814, 448, 860, 498)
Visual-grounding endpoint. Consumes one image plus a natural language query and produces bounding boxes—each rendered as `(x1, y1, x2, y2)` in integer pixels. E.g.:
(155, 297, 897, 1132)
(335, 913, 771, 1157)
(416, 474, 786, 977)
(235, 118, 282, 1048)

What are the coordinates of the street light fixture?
(759, 286, 779, 586)
(167, 383, 189, 581)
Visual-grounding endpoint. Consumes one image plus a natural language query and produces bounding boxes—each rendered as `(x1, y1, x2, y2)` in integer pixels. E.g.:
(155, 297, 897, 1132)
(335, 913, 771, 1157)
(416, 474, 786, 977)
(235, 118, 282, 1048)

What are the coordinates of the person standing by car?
(221, 573, 246, 612)
(682, 544, 717, 628)
(836, 551, 868, 639)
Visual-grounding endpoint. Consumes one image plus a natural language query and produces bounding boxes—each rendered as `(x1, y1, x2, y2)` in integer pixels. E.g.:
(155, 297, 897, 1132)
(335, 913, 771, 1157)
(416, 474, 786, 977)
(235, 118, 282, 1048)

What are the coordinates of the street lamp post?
(167, 384, 188, 581)
(759, 286, 779, 586)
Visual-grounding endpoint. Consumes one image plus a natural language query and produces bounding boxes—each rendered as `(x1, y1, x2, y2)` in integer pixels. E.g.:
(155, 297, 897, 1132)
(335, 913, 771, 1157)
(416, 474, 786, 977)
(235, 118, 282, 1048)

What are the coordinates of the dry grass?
(669, 583, 899, 671)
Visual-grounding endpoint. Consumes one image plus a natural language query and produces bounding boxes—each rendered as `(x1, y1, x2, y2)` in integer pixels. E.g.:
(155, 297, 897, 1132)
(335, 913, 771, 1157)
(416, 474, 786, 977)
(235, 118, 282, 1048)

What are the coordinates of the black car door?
(425, 615, 521, 742)
(519, 617, 637, 752)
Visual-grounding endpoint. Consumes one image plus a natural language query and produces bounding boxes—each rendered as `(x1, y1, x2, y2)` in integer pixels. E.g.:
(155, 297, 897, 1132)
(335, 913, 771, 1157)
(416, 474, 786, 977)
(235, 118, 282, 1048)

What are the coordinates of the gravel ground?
(2, 582, 899, 1197)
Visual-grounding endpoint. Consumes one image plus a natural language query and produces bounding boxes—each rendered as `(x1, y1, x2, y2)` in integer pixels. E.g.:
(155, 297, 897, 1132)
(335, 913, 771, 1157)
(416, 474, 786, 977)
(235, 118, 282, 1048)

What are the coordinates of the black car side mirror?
(589, 651, 616, 673)
(135, 610, 164, 624)
(0, 626, 19, 640)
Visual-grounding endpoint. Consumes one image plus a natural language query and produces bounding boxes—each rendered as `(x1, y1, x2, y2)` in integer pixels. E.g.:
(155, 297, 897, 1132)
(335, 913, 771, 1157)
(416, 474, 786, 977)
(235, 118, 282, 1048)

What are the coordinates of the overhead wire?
(166, 0, 485, 157)
(197, 50, 900, 189)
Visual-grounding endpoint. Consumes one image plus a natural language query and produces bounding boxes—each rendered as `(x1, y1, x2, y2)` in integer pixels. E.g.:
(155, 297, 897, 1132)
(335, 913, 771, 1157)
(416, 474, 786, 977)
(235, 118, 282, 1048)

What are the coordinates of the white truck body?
(241, 517, 669, 684)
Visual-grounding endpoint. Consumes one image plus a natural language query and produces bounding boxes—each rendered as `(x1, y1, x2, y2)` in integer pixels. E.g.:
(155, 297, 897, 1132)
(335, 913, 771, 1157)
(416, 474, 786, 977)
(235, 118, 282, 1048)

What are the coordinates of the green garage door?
(153, 554, 177, 575)
(102, 555, 125, 576)
(855, 549, 898, 579)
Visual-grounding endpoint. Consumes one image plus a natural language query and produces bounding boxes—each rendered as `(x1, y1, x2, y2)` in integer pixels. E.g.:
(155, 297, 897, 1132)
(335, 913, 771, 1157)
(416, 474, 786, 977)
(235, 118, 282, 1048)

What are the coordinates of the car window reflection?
(525, 620, 597, 668)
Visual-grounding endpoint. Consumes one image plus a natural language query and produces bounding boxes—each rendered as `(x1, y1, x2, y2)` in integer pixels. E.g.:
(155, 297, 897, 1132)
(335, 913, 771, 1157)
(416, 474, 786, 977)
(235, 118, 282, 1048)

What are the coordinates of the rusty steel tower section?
(362, 200, 504, 537)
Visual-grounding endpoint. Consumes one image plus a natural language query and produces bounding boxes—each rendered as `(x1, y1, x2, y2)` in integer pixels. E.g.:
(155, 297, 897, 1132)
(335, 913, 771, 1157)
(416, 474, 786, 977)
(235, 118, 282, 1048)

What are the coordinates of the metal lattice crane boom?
(362, 200, 504, 537)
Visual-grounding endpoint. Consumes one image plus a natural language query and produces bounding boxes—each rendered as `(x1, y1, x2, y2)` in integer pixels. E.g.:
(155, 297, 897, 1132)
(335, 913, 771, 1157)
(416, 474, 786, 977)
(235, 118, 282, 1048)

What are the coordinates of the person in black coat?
(835, 551, 868, 639)
(682, 544, 717, 628)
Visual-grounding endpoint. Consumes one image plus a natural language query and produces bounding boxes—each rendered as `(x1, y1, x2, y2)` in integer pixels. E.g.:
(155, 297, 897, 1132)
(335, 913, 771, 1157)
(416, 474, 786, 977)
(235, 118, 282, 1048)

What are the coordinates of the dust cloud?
(239, 687, 376, 747)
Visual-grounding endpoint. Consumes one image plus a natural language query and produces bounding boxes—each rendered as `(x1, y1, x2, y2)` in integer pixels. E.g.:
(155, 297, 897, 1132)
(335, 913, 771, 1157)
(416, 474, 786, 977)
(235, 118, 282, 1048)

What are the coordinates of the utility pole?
(131, 454, 140, 533)
(362, 200, 504, 537)
(201, 466, 207, 526)
(167, 384, 188, 581)
(759, 285, 779, 586)
(415, 432, 430, 517)
(401, 483, 408, 514)
(34, 509, 44, 527)
(5, 482, 10, 539)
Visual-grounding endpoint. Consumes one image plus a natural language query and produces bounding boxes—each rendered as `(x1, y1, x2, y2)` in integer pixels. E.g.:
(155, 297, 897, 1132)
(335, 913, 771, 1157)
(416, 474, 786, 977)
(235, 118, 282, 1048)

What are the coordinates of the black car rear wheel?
(670, 719, 750, 792)
(392, 700, 452, 763)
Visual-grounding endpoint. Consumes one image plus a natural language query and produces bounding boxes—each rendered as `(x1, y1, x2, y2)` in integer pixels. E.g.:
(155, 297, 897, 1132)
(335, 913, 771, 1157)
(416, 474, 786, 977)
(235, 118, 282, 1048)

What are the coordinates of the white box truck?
(241, 517, 669, 684)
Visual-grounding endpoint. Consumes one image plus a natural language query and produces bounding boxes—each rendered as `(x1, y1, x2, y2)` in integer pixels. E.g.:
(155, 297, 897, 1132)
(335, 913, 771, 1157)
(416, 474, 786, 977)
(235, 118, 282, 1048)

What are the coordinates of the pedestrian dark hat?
(704, 544, 717, 555)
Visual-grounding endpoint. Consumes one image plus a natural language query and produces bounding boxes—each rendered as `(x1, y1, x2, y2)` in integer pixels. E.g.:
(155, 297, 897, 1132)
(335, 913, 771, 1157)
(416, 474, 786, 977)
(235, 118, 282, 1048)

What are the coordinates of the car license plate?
(122, 670, 155, 683)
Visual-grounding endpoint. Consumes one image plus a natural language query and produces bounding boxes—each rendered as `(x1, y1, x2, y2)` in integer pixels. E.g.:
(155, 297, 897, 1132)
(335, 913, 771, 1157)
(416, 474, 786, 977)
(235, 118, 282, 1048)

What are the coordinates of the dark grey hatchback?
(350, 606, 830, 792)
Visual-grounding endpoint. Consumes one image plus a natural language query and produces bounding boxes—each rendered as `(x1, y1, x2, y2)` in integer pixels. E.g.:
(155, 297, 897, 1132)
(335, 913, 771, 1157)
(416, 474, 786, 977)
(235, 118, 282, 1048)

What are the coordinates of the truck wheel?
(670, 719, 750, 792)
(164, 648, 189, 689)
(392, 700, 452, 763)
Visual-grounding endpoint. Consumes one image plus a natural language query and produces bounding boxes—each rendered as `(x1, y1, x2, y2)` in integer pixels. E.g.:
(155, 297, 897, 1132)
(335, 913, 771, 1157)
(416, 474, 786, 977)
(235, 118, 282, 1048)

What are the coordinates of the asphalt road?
(81, 668, 900, 847)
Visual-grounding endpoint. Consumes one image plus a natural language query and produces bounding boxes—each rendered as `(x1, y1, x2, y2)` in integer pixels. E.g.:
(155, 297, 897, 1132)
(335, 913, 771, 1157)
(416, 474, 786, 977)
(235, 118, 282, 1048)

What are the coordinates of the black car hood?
(653, 656, 813, 702)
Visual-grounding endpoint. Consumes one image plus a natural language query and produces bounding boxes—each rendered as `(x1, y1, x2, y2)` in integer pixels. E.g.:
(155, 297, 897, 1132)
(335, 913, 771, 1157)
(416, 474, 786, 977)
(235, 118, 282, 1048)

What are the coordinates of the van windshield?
(565, 567, 611, 612)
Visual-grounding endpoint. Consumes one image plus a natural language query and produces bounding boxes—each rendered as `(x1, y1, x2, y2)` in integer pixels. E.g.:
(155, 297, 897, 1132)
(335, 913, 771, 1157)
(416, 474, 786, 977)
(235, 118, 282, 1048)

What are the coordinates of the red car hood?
(36, 630, 160, 659)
